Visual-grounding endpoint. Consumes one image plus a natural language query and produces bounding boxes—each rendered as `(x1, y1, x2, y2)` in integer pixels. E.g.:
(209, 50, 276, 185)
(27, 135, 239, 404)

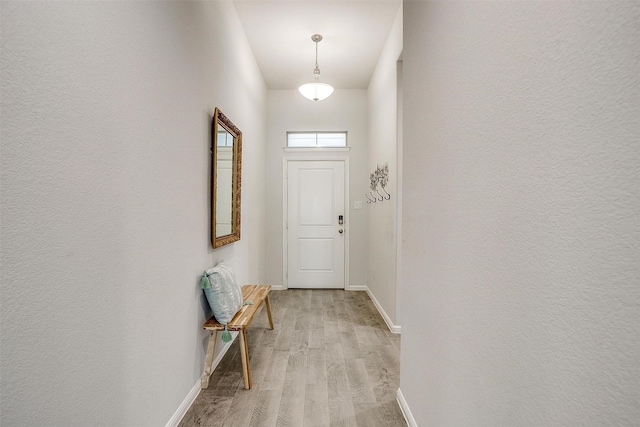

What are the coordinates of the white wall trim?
(165, 380, 200, 427)
(366, 286, 401, 333)
(165, 335, 237, 427)
(347, 284, 367, 291)
(283, 147, 351, 153)
(397, 388, 418, 427)
(395, 57, 404, 332)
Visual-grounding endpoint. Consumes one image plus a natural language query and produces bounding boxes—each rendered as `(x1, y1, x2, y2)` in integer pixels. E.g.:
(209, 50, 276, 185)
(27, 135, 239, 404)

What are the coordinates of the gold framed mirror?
(211, 107, 241, 248)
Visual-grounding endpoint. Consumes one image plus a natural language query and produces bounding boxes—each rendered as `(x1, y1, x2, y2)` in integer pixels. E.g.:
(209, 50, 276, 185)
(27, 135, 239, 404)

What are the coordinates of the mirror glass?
(212, 108, 241, 248)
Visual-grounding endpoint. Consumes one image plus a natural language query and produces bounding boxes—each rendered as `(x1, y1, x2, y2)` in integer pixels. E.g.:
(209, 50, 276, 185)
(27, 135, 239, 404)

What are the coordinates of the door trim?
(283, 153, 350, 290)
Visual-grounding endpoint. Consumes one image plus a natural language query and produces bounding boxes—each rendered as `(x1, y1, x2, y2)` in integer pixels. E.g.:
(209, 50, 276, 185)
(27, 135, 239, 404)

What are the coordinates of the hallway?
(2, 2, 638, 425)
(179, 290, 405, 426)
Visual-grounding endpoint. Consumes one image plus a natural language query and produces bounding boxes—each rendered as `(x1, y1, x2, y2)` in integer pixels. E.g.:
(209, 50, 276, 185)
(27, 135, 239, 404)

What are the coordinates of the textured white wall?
(367, 5, 402, 327)
(265, 90, 368, 289)
(401, 1, 639, 425)
(0, 2, 266, 425)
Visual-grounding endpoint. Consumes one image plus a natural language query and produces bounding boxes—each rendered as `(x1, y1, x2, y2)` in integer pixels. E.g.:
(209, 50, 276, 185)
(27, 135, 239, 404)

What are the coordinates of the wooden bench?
(201, 284, 274, 390)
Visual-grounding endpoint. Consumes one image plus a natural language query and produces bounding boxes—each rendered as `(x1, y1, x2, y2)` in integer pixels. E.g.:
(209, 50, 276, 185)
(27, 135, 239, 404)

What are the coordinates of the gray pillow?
(201, 262, 243, 325)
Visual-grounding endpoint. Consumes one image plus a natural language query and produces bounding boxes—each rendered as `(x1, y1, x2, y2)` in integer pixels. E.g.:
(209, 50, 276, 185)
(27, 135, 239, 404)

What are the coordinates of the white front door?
(287, 160, 345, 289)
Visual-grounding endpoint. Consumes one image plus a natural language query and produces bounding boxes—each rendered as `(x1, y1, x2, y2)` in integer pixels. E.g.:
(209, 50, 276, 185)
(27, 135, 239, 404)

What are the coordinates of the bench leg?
(201, 331, 217, 389)
(265, 294, 274, 330)
(238, 329, 252, 389)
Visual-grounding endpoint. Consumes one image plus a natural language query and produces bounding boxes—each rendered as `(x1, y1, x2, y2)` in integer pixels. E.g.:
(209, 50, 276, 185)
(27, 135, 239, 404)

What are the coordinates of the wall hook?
(365, 193, 373, 204)
(368, 162, 391, 202)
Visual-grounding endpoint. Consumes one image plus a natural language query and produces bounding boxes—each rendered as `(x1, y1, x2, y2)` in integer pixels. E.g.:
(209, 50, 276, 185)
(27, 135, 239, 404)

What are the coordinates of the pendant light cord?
(314, 40, 320, 80)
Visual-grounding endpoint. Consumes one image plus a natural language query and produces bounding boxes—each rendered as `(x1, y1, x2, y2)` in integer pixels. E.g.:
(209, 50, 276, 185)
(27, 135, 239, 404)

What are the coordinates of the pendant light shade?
(298, 34, 334, 101)
(298, 82, 334, 102)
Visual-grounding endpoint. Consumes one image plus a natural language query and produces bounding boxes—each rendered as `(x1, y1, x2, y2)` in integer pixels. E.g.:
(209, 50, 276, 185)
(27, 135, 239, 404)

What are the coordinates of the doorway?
(285, 160, 346, 289)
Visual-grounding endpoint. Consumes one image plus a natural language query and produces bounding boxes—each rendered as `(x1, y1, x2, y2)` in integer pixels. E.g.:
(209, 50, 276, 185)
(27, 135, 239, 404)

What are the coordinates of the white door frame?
(282, 149, 350, 290)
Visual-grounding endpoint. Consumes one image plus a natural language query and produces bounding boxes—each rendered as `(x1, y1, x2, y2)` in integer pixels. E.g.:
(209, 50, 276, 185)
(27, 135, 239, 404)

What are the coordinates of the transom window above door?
(287, 132, 347, 148)
(217, 131, 233, 146)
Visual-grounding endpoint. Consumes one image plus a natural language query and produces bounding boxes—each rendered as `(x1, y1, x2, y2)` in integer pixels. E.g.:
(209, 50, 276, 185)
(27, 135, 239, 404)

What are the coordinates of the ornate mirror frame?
(211, 107, 242, 248)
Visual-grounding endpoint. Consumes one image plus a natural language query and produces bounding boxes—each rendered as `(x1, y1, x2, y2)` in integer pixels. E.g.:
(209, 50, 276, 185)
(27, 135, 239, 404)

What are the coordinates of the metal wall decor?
(366, 163, 391, 203)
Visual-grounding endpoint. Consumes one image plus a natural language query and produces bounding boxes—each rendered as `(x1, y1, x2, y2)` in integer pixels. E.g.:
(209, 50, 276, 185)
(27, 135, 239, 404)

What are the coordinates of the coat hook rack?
(368, 162, 391, 203)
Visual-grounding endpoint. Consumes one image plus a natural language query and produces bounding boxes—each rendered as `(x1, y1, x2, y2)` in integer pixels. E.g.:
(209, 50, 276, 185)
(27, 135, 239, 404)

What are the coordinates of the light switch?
(354, 201, 363, 210)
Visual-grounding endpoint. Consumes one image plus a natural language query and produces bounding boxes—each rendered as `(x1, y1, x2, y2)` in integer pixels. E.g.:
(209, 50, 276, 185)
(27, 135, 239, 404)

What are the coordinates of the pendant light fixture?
(298, 34, 334, 101)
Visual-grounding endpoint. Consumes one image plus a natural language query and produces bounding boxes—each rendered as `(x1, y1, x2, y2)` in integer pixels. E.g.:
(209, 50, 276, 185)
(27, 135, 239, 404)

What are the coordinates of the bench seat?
(201, 284, 273, 390)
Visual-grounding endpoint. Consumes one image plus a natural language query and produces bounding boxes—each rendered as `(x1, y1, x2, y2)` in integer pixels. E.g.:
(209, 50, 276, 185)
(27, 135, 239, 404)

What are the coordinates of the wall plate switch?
(354, 201, 363, 210)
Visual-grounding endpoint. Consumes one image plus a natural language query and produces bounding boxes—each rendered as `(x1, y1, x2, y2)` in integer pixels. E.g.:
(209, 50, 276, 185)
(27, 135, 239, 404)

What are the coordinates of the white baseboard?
(165, 334, 237, 427)
(365, 286, 401, 334)
(273, 285, 366, 291)
(397, 388, 418, 427)
(165, 379, 200, 427)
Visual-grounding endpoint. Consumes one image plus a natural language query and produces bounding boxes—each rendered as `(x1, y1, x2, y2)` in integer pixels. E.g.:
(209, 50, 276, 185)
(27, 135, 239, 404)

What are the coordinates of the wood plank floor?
(179, 289, 406, 427)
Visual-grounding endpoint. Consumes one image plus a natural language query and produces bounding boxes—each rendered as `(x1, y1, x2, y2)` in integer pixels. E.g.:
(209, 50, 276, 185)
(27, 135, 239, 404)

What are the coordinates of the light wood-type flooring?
(179, 289, 406, 427)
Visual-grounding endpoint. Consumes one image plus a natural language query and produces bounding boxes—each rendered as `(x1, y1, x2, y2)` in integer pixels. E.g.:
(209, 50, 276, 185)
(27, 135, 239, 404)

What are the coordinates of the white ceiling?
(233, 0, 401, 90)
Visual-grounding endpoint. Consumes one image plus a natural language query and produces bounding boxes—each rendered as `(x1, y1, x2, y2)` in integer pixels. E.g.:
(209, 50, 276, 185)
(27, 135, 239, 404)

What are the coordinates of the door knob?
(339, 229, 344, 234)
